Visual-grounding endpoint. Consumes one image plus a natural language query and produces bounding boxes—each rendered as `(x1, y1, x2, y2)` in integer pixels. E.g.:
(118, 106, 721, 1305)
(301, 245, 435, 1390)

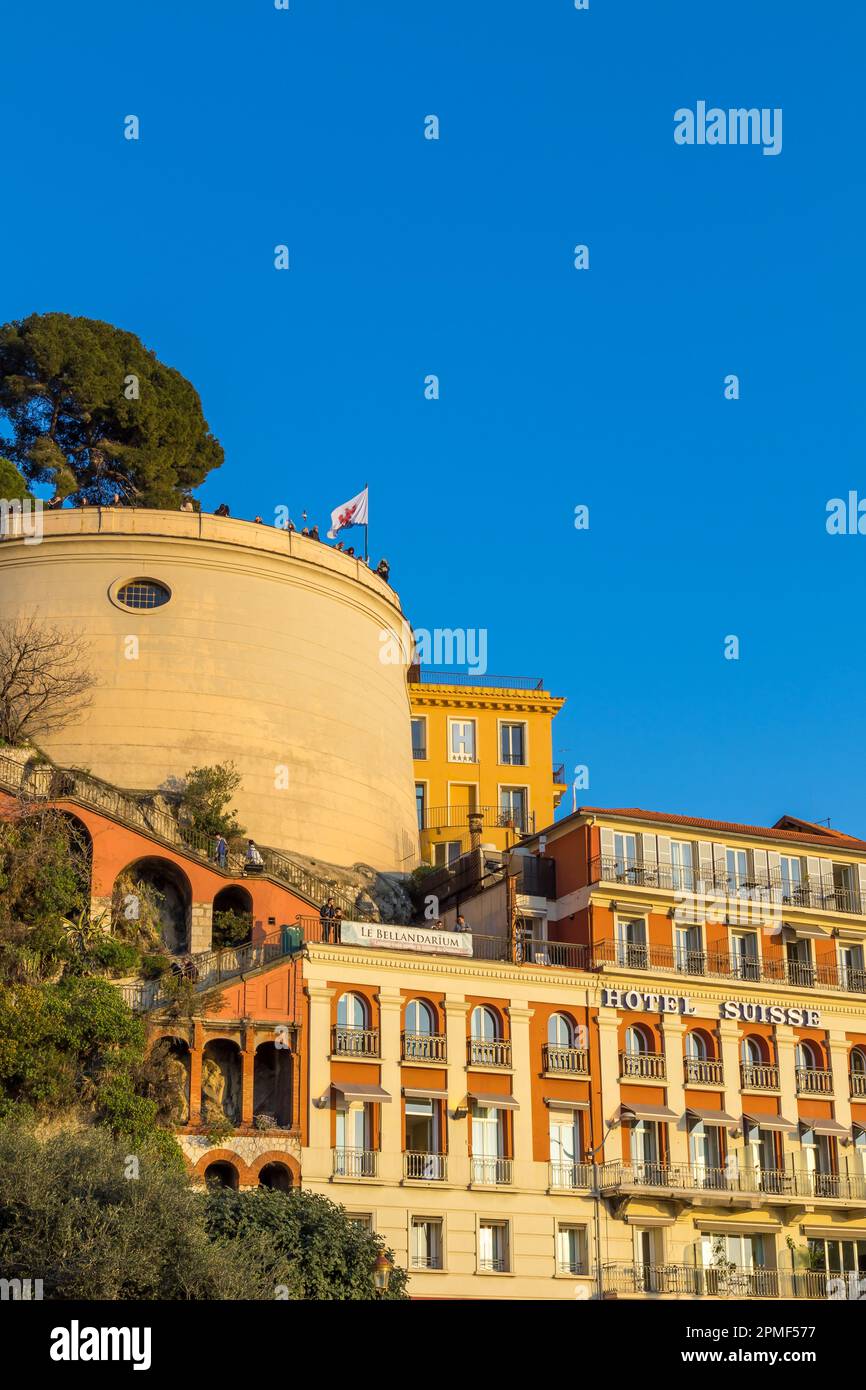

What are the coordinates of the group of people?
(212, 834, 264, 873)
(208, 503, 390, 579)
(319, 897, 343, 943)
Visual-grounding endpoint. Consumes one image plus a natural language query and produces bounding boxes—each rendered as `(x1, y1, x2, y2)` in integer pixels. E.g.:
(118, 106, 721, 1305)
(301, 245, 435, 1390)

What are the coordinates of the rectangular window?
(500, 722, 526, 766)
(840, 943, 866, 991)
(411, 1217, 443, 1270)
(779, 854, 802, 902)
(478, 1220, 510, 1273)
(616, 917, 647, 969)
(671, 840, 695, 892)
(411, 718, 427, 760)
(433, 840, 461, 867)
(448, 719, 476, 762)
(415, 783, 426, 831)
(730, 930, 759, 981)
(556, 1224, 587, 1275)
(613, 832, 638, 881)
(346, 1213, 373, 1231)
(499, 786, 527, 827)
(726, 847, 749, 889)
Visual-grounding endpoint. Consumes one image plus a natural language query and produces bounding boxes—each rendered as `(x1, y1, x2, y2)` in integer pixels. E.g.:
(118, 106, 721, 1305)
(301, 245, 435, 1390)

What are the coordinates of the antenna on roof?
(817, 817, 832, 828)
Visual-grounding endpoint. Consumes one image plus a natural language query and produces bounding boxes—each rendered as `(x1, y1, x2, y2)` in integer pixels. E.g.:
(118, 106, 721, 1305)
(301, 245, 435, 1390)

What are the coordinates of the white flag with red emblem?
(327, 486, 369, 539)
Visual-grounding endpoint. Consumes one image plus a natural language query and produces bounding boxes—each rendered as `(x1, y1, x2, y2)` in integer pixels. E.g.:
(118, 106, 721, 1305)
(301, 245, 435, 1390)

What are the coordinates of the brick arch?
(248, 1150, 301, 1186)
(190, 1148, 254, 1185)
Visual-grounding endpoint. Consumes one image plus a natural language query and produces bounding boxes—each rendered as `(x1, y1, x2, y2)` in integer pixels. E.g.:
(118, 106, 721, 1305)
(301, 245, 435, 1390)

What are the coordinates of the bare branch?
(0, 615, 96, 745)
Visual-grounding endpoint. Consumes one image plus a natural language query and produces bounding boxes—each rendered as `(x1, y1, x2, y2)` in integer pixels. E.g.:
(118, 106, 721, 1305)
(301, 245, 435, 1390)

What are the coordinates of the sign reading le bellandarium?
(600, 987, 820, 1028)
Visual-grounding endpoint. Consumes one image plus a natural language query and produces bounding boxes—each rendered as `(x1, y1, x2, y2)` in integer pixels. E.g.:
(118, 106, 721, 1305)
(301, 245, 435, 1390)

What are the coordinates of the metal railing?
(796, 1066, 833, 1094)
(591, 855, 863, 917)
(422, 804, 535, 835)
(468, 1038, 512, 1068)
(851, 1071, 866, 1097)
(543, 1044, 589, 1075)
(684, 1057, 723, 1085)
(404, 1152, 447, 1181)
(549, 1162, 593, 1190)
(619, 1051, 666, 1080)
(602, 1263, 704, 1296)
(408, 668, 545, 691)
(521, 938, 590, 969)
(117, 924, 305, 1012)
(592, 936, 866, 997)
(402, 1032, 447, 1062)
(740, 1062, 779, 1090)
(598, 1162, 866, 1203)
(332, 1148, 378, 1178)
(471, 1156, 513, 1186)
(332, 1026, 380, 1058)
(603, 1263, 861, 1300)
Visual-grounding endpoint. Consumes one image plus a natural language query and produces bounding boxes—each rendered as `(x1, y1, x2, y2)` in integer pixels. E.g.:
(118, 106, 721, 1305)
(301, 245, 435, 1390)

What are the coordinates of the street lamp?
(373, 1252, 393, 1296)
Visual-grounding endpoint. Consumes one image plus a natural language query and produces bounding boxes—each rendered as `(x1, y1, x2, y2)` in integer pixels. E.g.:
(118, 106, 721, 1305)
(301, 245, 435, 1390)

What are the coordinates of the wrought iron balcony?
(332, 1026, 380, 1058)
(796, 1066, 833, 1094)
(740, 1062, 780, 1090)
(468, 1038, 512, 1068)
(548, 1162, 593, 1190)
(471, 1156, 513, 1186)
(598, 1162, 866, 1204)
(402, 1031, 447, 1062)
(590, 855, 863, 916)
(602, 1263, 782, 1298)
(619, 1051, 666, 1080)
(592, 936, 866, 997)
(422, 804, 535, 835)
(850, 1070, 866, 1097)
(404, 1152, 447, 1181)
(543, 1044, 589, 1075)
(332, 1148, 378, 1178)
(684, 1057, 723, 1086)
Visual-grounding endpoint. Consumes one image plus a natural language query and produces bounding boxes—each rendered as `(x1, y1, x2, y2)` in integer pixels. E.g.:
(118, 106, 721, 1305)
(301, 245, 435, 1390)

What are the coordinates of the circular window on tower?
(110, 577, 172, 611)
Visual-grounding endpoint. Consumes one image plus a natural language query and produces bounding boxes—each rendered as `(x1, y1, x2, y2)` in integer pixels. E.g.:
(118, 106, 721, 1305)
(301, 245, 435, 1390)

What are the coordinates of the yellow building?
(407, 670, 567, 865)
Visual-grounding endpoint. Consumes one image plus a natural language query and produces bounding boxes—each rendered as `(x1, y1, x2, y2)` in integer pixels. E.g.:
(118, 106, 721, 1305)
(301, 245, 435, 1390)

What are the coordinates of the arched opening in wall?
(116, 857, 192, 954)
(148, 1035, 191, 1125)
(258, 1162, 293, 1193)
(204, 1161, 239, 1190)
(253, 1042, 293, 1129)
(201, 1039, 242, 1126)
(53, 811, 93, 913)
(212, 885, 253, 949)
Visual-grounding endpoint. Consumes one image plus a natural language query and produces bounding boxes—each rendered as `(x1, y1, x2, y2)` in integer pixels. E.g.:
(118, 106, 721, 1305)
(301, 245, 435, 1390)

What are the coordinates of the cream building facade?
(0, 509, 419, 871)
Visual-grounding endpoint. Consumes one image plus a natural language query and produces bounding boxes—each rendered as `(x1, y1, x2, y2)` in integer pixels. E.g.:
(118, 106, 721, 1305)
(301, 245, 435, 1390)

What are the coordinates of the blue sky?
(2, 1, 864, 834)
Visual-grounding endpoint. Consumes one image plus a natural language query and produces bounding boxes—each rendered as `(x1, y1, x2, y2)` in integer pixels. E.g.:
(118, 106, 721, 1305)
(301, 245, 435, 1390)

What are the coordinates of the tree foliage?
(179, 761, 245, 840)
(204, 1187, 409, 1300)
(0, 456, 31, 501)
(0, 312, 223, 506)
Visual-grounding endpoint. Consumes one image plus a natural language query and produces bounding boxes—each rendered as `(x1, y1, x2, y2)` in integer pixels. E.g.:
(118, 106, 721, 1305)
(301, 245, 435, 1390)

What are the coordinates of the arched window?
(548, 1013, 574, 1048)
(406, 999, 435, 1035)
(685, 1031, 708, 1061)
(796, 1040, 821, 1071)
(471, 1006, 500, 1041)
(851, 1047, 866, 1075)
(337, 992, 368, 1029)
(204, 1161, 239, 1190)
(740, 1036, 766, 1067)
(625, 1025, 651, 1056)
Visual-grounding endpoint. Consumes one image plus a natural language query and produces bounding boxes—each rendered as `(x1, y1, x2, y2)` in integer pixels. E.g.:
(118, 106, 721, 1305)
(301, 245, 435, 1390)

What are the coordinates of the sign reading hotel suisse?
(600, 987, 820, 1027)
(340, 920, 473, 957)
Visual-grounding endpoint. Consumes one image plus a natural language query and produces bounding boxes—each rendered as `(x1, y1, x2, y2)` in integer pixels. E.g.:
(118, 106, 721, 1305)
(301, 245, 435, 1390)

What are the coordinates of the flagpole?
(363, 481, 368, 562)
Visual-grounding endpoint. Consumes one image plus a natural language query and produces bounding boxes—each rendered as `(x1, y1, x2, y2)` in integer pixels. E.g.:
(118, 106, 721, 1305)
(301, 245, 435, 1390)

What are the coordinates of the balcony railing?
(543, 1044, 589, 1075)
(471, 1156, 513, 1186)
(549, 1162, 593, 1190)
(740, 1062, 780, 1090)
(592, 937, 866, 997)
(332, 1026, 380, 1058)
(683, 1057, 724, 1085)
(468, 1038, 512, 1068)
(402, 1032, 447, 1062)
(851, 1071, 866, 1097)
(408, 667, 545, 691)
(422, 804, 535, 835)
(603, 1263, 863, 1300)
(404, 1152, 447, 1181)
(619, 1051, 666, 1080)
(332, 1148, 378, 1178)
(591, 855, 863, 917)
(598, 1162, 866, 1203)
(796, 1066, 833, 1094)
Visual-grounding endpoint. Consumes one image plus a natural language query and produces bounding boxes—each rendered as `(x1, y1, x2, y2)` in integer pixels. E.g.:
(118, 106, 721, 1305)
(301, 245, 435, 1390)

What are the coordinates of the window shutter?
(805, 856, 821, 901)
(712, 842, 726, 886)
(600, 827, 614, 867)
(697, 841, 713, 891)
(751, 848, 769, 887)
(642, 834, 658, 885)
(657, 836, 671, 888)
(820, 860, 835, 902)
(768, 851, 782, 903)
(857, 864, 866, 910)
